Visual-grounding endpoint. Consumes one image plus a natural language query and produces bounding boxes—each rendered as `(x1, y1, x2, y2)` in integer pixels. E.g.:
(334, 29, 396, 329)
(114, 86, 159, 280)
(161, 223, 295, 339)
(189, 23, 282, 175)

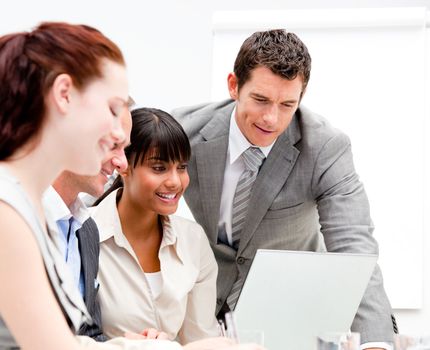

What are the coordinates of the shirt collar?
(43, 186, 71, 223)
(42, 186, 89, 226)
(228, 106, 274, 165)
(160, 215, 184, 264)
(69, 195, 90, 225)
(91, 189, 123, 244)
(93, 189, 184, 264)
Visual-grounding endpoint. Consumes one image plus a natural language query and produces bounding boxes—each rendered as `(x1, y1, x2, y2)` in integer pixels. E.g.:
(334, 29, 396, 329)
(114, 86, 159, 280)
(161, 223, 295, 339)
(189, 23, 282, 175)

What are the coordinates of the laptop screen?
(234, 249, 377, 350)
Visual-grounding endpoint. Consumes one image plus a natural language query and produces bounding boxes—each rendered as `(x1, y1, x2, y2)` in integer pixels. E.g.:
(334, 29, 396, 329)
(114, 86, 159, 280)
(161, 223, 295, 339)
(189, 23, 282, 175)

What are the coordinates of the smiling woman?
(91, 107, 219, 344)
(0, 21, 128, 350)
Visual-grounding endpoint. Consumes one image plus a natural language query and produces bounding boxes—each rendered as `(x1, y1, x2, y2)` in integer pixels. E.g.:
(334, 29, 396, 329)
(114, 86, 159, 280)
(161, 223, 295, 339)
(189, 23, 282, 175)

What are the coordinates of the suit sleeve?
(311, 132, 394, 343)
(177, 227, 219, 344)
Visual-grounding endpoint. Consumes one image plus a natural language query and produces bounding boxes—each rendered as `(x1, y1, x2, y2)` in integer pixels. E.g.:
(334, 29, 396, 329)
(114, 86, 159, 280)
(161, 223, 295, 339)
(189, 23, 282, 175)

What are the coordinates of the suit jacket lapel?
(194, 103, 233, 243)
(238, 115, 301, 254)
(76, 218, 99, 309)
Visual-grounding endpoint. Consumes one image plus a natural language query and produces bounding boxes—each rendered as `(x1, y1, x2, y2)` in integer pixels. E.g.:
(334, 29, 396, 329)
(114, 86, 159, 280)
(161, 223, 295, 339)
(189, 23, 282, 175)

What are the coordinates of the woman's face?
(124, 155, 190, 216)
(65, 60, 128, 176)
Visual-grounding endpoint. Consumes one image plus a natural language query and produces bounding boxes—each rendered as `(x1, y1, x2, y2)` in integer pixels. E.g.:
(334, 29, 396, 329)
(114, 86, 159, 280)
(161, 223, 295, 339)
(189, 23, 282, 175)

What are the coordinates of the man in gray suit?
(173, 30, 395, 349)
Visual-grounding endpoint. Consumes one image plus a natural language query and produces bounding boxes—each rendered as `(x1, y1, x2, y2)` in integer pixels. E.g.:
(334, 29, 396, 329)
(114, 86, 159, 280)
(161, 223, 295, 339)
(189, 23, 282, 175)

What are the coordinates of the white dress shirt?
(145, 272, 162, 299)
(218, 109, 273, 245)
(91, 189, 219, 344)
(43, 186, 89, 296)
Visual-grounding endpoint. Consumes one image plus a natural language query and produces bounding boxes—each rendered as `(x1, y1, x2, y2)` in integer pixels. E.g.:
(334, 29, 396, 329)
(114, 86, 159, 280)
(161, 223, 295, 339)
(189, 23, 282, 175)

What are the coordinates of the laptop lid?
(234, 249, 377, 350)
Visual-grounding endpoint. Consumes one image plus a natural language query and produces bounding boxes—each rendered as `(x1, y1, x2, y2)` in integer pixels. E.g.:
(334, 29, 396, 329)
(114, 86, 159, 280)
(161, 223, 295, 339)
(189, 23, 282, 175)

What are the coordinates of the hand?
(123, 332, 145, 340)
(140, 328, 169, 340)
(123, 328, 169, 340)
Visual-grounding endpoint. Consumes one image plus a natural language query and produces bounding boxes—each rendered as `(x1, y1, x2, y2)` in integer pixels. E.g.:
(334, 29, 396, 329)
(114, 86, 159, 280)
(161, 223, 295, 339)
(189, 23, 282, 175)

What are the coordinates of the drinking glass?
(393, 334, 430, 350)
(317, 332, 360, 350)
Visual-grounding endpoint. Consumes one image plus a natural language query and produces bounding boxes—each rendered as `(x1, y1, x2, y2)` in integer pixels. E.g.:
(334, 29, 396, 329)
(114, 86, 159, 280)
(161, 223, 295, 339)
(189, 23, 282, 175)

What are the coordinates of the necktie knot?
(242, 147, 265, 172)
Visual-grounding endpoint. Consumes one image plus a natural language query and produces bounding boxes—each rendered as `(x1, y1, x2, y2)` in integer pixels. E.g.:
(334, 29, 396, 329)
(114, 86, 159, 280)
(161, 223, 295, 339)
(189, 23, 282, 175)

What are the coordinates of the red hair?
(0, 22, 125, 160)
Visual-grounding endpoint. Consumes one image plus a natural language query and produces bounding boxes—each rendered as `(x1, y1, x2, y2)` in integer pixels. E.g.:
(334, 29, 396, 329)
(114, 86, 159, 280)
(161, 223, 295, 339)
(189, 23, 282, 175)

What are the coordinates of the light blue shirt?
(43, 187, 88, 298)
(56, 216, 85, 297)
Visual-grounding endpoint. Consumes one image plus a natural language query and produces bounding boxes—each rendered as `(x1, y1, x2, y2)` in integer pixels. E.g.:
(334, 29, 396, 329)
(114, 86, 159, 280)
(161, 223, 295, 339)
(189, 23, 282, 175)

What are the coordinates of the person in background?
(92, 107, 219, 344)
(172, 29, 396, 350)
(42, 103, 134, 341)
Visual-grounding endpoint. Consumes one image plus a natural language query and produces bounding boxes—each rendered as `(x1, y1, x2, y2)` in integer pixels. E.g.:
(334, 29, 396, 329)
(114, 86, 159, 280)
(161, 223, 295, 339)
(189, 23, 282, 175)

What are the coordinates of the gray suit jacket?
(76, 218, 107, 341)
(173, 99, 394, 343)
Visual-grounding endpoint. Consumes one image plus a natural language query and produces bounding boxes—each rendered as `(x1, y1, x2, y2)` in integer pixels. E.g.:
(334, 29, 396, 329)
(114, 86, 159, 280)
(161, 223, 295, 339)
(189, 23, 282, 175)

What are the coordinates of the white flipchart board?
(211, 8, 429, 309)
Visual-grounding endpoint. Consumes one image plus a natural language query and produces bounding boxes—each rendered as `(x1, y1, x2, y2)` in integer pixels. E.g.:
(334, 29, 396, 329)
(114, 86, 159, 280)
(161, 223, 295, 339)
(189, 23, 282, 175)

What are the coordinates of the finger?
(140, 328, 158, 336)
(146, 328, 159, 339)
(156, 331, 169, 340)
(124, 331, 146, 340)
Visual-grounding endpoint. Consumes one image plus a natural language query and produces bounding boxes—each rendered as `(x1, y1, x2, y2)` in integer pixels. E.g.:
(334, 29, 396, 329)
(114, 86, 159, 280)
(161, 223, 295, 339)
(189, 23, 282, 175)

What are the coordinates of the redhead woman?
(0, 22, 128, 350)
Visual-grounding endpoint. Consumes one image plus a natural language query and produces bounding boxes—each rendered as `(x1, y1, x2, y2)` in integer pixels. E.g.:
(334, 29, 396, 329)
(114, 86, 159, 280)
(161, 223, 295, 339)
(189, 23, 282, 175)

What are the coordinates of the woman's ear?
(48, 73, 74, 114)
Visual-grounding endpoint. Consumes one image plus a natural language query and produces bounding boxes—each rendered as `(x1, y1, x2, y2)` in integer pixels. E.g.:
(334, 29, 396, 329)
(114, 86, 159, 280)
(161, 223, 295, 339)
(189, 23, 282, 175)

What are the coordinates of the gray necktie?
(227, 147, 265, 310)
(231, 147, 265, 250)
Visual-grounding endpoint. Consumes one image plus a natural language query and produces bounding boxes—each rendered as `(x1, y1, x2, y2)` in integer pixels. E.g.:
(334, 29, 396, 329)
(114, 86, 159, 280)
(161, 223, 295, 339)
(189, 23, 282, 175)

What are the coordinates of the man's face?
(78, 107, 132, 198)
(228, 66, 304, 147)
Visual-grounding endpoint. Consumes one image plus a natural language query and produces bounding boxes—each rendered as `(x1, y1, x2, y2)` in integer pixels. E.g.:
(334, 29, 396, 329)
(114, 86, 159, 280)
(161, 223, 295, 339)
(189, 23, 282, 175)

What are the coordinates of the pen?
(224, 311, 239, 343)
(218, 319, 226, 337)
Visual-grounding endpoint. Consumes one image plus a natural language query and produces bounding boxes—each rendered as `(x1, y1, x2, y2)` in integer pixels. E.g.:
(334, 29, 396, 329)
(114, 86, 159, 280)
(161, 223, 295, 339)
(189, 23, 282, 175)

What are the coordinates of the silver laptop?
(234, 249, 377, 350)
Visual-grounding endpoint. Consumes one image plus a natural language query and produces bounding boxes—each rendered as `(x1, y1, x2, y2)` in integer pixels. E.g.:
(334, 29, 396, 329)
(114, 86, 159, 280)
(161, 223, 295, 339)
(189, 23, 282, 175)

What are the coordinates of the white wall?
(1, 0, 429, 335)
(2, 0, 429, 111)
(398, 20, 430, 335)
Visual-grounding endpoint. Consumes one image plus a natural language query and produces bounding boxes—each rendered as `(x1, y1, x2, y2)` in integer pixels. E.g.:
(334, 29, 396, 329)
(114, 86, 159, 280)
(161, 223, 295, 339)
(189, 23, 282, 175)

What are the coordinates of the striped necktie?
(231, 146, 265, 250)
(227, 147, 265, 310)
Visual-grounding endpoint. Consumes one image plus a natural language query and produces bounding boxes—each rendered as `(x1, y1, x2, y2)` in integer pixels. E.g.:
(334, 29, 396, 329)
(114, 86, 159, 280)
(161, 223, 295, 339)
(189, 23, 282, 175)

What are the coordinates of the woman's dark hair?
(126, 107, 191, 168)
(94, 107, 191, 205)
(0, 21, 125, 160)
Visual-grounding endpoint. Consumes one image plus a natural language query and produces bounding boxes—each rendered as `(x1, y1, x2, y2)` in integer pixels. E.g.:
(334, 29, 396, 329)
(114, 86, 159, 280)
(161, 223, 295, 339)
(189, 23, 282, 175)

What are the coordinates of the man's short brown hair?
(233, 29, 311, 92)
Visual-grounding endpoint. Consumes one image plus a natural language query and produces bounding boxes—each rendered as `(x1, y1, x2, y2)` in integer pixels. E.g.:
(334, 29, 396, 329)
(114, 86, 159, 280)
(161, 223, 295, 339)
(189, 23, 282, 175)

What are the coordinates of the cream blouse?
(91, 190, 219, 344)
